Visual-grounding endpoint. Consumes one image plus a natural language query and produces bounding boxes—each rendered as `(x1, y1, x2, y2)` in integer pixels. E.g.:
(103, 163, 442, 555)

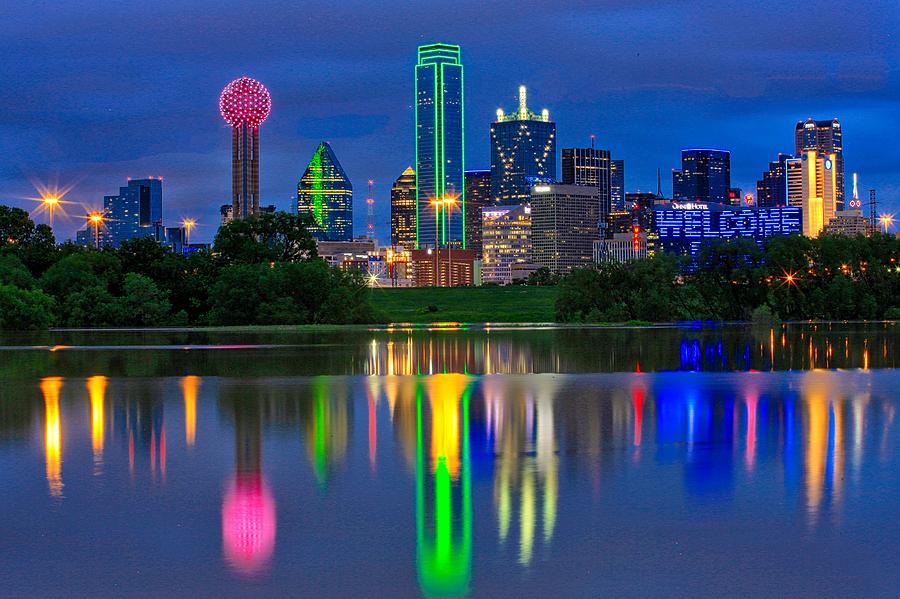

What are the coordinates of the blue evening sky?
(1, 0, 898, 242)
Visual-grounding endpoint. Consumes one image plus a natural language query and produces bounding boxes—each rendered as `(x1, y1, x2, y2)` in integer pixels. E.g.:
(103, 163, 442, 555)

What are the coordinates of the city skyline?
(2, 1, 898, 243)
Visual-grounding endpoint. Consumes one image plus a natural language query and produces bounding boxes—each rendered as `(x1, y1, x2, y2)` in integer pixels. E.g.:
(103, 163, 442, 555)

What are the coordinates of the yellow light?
(89, 213, 104, 224)
(43, 196, 60, 206)
(182, 376, 199, 447)
(87, 375, 107, 466)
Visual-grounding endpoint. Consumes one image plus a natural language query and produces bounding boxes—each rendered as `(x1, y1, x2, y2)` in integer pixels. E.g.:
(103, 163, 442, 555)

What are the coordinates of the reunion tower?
(220, 76, 272, 219)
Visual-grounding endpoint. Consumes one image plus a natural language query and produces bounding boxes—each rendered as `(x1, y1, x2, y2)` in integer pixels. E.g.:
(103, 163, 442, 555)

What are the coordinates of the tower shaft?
(232, 123, 260, 219)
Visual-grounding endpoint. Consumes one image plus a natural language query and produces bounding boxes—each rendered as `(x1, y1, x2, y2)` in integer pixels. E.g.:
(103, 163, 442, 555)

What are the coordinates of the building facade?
(824, 210, 870, 236)
(297, 141, 353, 241)
(481, 204, 532, 285)
(756, 153, 791, 208)
(594, 231, 648, 264)
(530, 184, 600, 274)
(416, 43, 465, 249)
(610, 159, 625, 210)
(786, 150, 838, 238)
(91, 177, 163, 247)
(561, 146, 612, 227)
(411, 248, 475, 287)
(672, 149, 731, 204)
(795, 118, 844, 210)
(464, 169, 491, 257)
(654, 202, 801, 265)
(390, 166, 417, 248)
(490, 86, 556, 205)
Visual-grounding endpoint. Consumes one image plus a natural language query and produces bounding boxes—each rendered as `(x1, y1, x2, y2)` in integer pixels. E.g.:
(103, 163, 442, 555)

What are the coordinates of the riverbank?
(370, 285, 558, 323)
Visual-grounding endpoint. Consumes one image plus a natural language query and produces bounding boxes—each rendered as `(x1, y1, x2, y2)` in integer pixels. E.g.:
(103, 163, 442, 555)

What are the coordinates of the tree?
(0, 205, 56, 275)
(0, 254, 36, 289)
(526, 267, 561, 286)
(0, 284, 55, 330)
(693, 238, 767, 320)
(213, 212, 318, 265)
(114, 273, 172, 326)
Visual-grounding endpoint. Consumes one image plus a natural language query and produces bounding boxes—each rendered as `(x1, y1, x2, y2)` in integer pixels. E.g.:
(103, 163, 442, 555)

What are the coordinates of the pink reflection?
(222, 473, 277, 576)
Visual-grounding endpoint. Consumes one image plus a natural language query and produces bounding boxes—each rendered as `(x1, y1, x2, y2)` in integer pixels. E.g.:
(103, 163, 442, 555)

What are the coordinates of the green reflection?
(416, 375, 473, 597)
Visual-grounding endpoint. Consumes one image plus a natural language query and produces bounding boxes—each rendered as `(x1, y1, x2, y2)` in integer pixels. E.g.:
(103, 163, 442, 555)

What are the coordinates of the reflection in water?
(181, 375, 199, 447)
(221, 391, 276, 577)
(87, 375, 106, 473)
(40, 377, 63, 498)
(13, 360, 897, 592)
(417, 375, 473, 597)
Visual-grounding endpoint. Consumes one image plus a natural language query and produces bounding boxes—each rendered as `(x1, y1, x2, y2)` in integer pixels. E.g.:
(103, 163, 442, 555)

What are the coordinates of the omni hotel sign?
(671, 201, 709, 210)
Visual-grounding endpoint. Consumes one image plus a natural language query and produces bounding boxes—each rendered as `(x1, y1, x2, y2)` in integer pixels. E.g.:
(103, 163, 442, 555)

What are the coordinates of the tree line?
(0, 206, 374, 329)
(555, 234, 900, 323)
(2, 203, 898, 329)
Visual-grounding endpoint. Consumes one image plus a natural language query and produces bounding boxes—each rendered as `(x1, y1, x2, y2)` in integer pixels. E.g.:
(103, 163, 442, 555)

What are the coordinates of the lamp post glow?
(182, 219, 197, 247)
(88, 212, 104, 249)
(43, 196, 60, 228)
(879, 214, 894, 234)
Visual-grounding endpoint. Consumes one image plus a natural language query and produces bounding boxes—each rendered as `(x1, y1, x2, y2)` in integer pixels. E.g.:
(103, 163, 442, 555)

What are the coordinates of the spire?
(657, 168, 662, 197)
(518, 85, 527, 119)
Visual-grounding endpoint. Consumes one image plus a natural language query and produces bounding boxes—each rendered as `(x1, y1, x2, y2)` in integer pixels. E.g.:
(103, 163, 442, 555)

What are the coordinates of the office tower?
(482, 204, 532, 284)
(415, 43, 465, 249)
(672, 149, 731, 203)
(610, 159, 625, 210)
(99, 177, 163, 247)
(390, 166, 417, 248)
(490, 86, 556, 204)
(220, 76, 272, 219)
(530, 184, 600, 274)
(786, 150, 838, 238)
(464, 169, 491, 257)
(756, 153, 791, 207)
(561, 146, 611, 231)
(297, 141, 353, 241)
(654, 203, 801, 269)
(795, 118, 844, 210)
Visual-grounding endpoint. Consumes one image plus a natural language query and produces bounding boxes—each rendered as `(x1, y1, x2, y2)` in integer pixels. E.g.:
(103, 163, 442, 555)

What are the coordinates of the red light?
(220, 76, 272, 128)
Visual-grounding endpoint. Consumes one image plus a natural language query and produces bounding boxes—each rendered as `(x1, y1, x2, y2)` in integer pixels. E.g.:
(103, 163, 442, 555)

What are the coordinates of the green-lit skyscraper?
(297, 141, 353, 241)
(415, 43, 465, 249)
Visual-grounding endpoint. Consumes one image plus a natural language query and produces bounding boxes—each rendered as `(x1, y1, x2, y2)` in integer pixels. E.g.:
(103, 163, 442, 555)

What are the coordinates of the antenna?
(657, 168, 662, 197)
(590, 134, 595, 150)
(868, 189, 877, 236)
(367, 180, 375, 238)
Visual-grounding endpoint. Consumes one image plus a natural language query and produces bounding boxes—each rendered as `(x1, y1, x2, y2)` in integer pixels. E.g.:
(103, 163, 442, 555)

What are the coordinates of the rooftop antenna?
(869, 189, 877, 236)
(367, 180, 375, 238)
(657, 168, 662, 197)
(590, 134, 596, 150)
(518, 85, 527, 119)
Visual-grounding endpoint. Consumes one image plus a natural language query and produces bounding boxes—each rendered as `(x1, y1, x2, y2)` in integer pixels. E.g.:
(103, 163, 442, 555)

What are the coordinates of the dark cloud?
(1, 0, 898, 242)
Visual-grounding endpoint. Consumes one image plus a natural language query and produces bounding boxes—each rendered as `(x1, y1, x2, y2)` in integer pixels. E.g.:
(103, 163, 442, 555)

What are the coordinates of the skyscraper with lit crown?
(795, 118, 844, 210)
(297, 142, 353, 241)
(415, 43, 465, 249)
(490, 86, 556, 205)
(391, 166, 417, 248)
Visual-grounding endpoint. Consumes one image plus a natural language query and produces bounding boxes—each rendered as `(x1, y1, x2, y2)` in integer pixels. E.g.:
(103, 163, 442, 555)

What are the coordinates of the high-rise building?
(795, 118, 844, 210)
(464, 169, 491, 257)
(482, 203, 532, 284)
(530, 184, 600, 274)
(786, 150, 838, 238)
(756, 153, 791, 208)
(416, 43, 465, 249)
(390, 166, 417, 249)
(561, 146, 612, 232)
(490, 86, 556, 205)
(610, 159, 625, 210)
(297, 141, 353, 241)
(219, 77, 272, 219)
(672, 149, 731, 203)
(96, 177, 163, 247)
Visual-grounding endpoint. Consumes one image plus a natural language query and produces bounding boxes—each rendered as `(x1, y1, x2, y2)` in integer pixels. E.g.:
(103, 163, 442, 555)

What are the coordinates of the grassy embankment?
(370, 286, 557, 323)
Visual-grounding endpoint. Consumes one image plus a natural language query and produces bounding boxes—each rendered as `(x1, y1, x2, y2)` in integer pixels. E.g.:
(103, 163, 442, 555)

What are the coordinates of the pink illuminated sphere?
(219, 76, 272, 128)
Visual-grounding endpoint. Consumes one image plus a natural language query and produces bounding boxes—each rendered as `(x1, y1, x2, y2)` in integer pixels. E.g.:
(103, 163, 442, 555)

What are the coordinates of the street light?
(88, 212, 104, 249)
(182, 218, 197, 247)
(42, 196, 60, 228)
(879, 214, 894, 234)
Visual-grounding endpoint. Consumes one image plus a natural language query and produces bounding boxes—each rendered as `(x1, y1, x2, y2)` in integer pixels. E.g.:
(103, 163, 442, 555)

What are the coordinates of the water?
(1, 324, 897, 597)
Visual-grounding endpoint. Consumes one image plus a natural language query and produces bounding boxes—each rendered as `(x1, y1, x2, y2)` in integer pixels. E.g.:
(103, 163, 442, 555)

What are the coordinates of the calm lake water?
(1, 324, 898, 598)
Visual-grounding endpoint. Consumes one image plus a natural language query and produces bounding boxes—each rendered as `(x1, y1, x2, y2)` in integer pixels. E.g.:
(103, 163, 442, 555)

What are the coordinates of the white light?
(533, 186, 551, 193)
